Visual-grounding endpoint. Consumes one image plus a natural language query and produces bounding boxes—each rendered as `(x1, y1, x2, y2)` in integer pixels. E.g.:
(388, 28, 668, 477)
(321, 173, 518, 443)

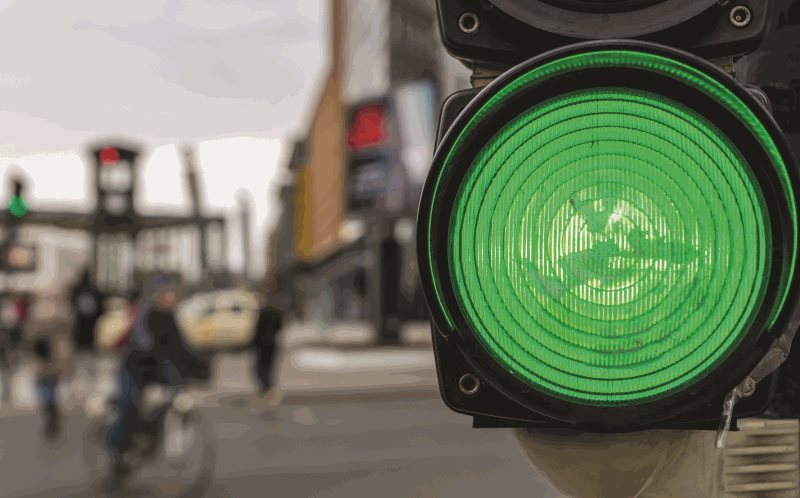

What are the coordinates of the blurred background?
(0, 1, 559, 497)
(0, 1, 796, 497)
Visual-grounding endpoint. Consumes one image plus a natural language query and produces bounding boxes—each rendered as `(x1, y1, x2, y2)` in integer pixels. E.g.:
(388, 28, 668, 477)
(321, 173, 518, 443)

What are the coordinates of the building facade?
(266, 0, 469, 337)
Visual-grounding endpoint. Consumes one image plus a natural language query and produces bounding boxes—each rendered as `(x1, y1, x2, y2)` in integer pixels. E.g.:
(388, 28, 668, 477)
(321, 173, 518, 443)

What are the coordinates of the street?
(0, 1, 798, 496)
(0, 393, 561, 497)
(0, 324, 561, 498)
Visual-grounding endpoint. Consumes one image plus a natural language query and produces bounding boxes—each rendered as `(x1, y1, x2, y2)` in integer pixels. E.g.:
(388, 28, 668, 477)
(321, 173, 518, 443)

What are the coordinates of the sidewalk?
(280, 320, 433, 349)
(211, 320, 439, 403)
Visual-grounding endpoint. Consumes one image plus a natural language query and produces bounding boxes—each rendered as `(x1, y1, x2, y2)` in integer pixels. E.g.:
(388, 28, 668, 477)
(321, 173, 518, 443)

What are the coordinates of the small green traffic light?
(8, 194, 28, 218)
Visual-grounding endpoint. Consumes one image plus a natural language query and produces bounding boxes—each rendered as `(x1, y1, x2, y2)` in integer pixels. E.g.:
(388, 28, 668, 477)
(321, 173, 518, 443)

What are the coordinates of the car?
(176, 288, 259, 350)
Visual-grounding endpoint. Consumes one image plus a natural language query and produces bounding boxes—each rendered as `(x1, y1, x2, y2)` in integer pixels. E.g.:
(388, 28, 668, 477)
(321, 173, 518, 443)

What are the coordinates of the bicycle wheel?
(81, 415, 113, 477)
(153, 406, 215, 497)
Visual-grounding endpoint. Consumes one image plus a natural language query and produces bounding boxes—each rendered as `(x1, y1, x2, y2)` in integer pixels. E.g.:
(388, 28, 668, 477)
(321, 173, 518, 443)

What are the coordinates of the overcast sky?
(0, 0, 328, 277)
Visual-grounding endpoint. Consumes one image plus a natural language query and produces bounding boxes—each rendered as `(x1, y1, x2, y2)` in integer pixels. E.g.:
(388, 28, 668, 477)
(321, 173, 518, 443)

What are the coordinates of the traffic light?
(346, 100, 393, 212)
(418, 3, 800, 432)
(8, 178, 28, 219)
(91, 143, 138, 226)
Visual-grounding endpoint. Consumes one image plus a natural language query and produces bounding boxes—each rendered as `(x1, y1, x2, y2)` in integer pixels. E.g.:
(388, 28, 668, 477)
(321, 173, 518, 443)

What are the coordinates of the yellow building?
(293, 0, 346, 262)
(267, 0, 467, 332)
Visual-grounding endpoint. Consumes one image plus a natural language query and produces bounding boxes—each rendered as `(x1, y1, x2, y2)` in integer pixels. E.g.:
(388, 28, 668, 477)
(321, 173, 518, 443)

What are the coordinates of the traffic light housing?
(346, 100, 394, 213)
(436, 0, 770, 66)
(419, 9, 800, 431)
(91, 143, 139, 229)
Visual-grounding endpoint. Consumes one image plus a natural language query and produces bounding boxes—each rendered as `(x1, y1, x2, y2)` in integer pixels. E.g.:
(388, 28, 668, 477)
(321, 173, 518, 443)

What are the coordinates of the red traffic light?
(99, 146, 121, 165)
(348, 104, 387, 152)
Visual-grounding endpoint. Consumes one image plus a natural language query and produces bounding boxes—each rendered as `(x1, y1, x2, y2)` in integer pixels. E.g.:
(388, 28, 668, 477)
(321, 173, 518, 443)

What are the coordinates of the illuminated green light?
(451, 88, 768, 404)
(427, 49, 798, 406)
(8, 195, 28, 218)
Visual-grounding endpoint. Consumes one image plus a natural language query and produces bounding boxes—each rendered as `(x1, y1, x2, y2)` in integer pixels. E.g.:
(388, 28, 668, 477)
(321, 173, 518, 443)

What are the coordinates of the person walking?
(26, 292, 74, 440)
(252, 286, 285, 408)
(70, 269, 104, 351)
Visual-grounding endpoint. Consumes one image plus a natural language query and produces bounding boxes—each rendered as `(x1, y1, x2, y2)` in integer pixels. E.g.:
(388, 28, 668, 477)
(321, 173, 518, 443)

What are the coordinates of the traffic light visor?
(421, 45, 798, 409)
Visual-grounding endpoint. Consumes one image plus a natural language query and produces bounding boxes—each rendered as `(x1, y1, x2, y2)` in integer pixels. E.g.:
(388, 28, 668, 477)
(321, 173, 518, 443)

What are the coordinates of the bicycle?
(82, 380, 215, 497)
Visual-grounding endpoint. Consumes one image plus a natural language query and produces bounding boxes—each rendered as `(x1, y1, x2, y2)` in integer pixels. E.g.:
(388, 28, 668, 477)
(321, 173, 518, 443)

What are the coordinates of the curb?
(281, 385, 441, 404)
(206, 385, 441, 408)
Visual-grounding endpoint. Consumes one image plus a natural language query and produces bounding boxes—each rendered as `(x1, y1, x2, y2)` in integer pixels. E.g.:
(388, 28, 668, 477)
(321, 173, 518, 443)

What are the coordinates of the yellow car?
(176, 289, 259, 350)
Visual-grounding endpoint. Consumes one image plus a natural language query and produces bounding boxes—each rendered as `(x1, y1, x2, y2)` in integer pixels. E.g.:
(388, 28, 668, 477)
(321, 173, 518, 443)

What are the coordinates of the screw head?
(458, 12, 480, 34)
(458, 374, 481, 396)
(729, 5, 752, 28)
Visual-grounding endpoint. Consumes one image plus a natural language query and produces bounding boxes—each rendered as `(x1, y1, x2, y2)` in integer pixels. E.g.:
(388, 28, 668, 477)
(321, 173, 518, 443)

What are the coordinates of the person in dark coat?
(108, 275, 206, 477)
(252, 287, 284, 403)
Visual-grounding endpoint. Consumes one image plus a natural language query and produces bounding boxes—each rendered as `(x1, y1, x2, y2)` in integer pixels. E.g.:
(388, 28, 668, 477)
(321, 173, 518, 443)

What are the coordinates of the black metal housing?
(418, 40, 800, 431)
(436, 0, 770, 66)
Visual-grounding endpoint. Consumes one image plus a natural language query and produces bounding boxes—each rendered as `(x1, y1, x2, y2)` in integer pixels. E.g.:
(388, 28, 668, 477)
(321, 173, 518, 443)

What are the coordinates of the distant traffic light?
(419, 2, 800, 432)
(346, 101, 393, 212)
(91, 143, 139, 225)
(8, 179, 28, 218)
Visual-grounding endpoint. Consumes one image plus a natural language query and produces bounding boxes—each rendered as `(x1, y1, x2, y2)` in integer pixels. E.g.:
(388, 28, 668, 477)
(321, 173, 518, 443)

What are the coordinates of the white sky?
(0, 0, 328, 278)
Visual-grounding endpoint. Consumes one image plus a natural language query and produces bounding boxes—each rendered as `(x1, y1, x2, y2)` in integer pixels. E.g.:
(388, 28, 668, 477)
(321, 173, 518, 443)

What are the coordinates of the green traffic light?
(426, 49, 797, 406)
(451, 87, 768, 405)
(8, 194, 28, 218)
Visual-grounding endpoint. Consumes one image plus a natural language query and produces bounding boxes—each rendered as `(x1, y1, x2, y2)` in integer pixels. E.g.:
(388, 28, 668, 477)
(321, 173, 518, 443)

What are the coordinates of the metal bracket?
(470, 63, 506, 88)
(716, 327, 798, 448)
(709, 55, 737, 76)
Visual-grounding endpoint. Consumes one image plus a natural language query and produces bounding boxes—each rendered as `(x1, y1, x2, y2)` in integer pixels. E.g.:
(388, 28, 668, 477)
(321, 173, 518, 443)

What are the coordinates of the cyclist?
(107, 275, 206, 479)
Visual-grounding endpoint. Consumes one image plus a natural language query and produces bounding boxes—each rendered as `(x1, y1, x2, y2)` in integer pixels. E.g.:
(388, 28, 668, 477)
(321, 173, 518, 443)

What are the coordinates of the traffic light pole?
(515, 429, 727, 497)
(184, 147, 209, 274)
(368, 211, 401, 345)
(238, 193, 252, 282)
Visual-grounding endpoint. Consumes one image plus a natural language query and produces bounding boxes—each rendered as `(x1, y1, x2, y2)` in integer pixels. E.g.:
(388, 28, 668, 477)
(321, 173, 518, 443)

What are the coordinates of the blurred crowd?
(0, 269, 284, 459)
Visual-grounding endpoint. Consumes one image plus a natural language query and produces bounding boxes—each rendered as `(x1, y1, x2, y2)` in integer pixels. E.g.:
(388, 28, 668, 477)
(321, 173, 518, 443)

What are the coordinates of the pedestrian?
(69, 269, 104, 351)
(0, 295, 20, 403)
(10, 294, 29, 350)
(26, 292, 74, 440)
(69, 269, 105, 402)
(112, 290, 141, 353)
(252, 284, 285, 408)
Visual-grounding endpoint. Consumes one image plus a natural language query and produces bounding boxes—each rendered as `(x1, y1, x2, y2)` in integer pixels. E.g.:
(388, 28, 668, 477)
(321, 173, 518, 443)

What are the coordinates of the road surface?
(0, 395, 561, 498)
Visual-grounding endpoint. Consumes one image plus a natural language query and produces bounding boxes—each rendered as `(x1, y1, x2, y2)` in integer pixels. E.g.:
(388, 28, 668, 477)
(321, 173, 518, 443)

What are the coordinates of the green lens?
(8, 195, 28, 218)
(432, 50, 797, 406)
